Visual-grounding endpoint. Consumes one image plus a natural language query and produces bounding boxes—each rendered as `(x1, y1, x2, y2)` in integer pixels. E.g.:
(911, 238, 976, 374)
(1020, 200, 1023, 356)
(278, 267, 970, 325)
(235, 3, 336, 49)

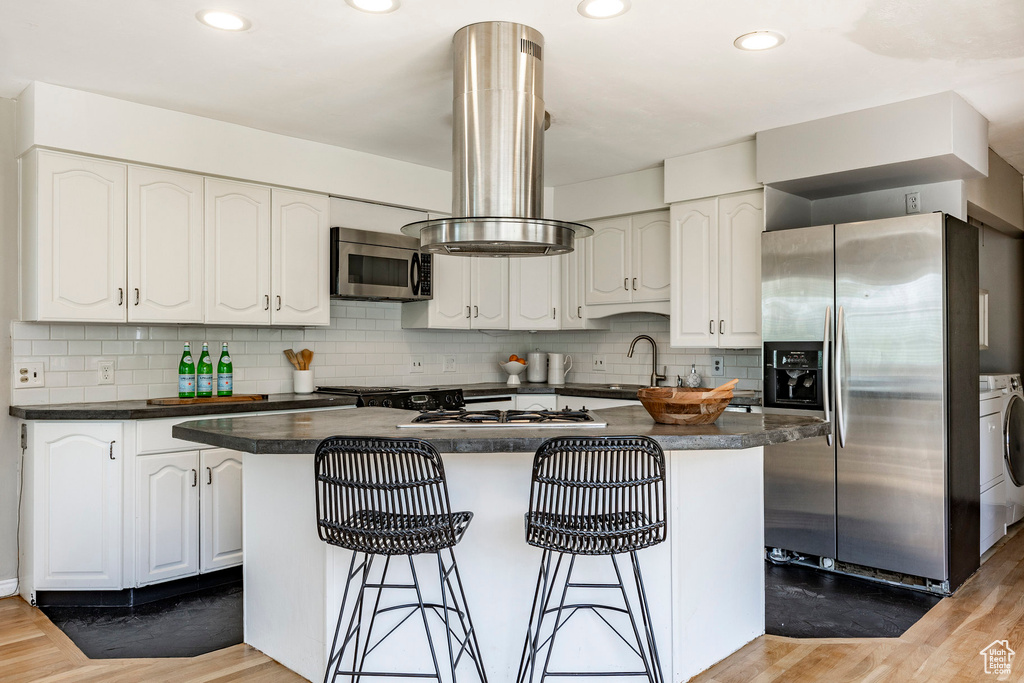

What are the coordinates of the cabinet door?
(717, 191, 764, 348)
(631, 211, 671, 302)
(427, 255, 472, 329)
(585, 217, 631, 305)
(560, 243, 586, 329)
(205, 178, 272, 325)
(200, 449, 244, 573)
(30, 151, 127, 322)
(272, 189, 330, 326)
(670, 198, 716, 347)
(32, 422, 122, 589)
(136, 451, 199, 585)
(471, 259, 509, 329)
(128, 166, 204, 323)
(510, 256, 561, 330)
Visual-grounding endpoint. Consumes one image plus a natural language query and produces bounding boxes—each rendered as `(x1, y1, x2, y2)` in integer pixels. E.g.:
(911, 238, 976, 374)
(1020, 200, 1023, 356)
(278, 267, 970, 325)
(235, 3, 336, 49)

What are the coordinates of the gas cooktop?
(398, 408, 607, 429)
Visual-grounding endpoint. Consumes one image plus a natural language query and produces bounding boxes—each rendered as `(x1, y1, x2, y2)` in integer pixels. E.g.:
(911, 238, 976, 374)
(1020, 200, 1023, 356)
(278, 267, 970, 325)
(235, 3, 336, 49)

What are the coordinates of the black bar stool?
(315, 436, 488, 683)
(516, 436, 667, 683)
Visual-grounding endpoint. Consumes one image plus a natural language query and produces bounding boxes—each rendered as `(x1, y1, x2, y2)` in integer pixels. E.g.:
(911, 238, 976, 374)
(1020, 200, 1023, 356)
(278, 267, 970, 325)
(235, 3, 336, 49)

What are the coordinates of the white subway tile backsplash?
(10, 302, 761, 405)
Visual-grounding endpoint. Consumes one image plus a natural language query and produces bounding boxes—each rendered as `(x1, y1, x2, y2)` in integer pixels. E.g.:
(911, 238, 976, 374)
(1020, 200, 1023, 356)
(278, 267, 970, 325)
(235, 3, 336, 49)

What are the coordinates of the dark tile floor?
(40, 583, 243, 658)
(765, 561, 942, 638)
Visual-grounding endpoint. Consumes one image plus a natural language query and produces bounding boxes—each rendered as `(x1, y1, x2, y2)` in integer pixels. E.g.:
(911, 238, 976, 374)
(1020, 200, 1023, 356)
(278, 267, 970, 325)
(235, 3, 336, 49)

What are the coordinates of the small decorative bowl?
(499, 360, 528, 385)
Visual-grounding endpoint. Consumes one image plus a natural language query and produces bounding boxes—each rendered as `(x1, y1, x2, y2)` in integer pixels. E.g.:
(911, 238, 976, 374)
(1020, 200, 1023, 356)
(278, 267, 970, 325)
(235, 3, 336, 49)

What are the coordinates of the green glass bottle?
(217, 343, 233, 396)
(178, 343, 195, 398)
(196, 342, 214, 398)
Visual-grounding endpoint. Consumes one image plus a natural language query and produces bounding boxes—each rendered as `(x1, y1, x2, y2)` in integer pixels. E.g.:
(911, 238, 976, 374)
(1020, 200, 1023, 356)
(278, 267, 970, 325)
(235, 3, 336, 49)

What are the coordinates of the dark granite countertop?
(172, 404, 820, 454)
(10, 382, 760, 420)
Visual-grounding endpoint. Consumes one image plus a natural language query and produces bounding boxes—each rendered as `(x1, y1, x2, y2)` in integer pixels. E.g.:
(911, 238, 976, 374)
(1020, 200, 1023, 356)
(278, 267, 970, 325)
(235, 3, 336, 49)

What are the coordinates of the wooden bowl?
(637, 384, 736, 425)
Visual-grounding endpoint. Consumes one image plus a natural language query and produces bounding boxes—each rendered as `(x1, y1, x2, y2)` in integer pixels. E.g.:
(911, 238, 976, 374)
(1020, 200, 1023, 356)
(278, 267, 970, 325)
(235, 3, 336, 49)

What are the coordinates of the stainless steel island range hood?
(401, 22, 592, 256)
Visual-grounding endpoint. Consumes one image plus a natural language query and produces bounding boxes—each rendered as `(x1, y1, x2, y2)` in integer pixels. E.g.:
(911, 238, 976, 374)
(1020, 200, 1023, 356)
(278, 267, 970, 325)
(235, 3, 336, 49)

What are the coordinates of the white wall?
(18, 82, 451, 213)
(0, 98, 20, 591)
(967, 148, 1024, 235)
(978, 223, 1024, 376)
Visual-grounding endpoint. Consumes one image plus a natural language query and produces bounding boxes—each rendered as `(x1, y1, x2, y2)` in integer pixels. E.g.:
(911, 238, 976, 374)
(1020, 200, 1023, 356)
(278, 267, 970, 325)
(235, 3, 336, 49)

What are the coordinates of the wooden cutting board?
(146, 394, 268, 406)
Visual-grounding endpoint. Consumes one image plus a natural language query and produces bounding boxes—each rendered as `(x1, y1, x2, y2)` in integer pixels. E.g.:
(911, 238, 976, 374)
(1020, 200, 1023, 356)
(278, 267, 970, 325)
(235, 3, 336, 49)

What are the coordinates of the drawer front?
(137, 417, 204, 455)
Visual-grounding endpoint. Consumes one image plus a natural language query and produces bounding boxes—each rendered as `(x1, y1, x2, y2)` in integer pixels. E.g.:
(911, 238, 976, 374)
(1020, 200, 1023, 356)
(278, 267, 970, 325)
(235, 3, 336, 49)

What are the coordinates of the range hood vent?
(402, 22, 592, 257)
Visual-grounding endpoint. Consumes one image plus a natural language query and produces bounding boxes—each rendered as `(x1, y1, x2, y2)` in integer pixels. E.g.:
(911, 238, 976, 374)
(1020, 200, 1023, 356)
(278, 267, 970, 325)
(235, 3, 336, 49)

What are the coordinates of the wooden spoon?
(300, 349, 313, 371)
(283, 349, 301, 370)
(706, 378, 739, 395)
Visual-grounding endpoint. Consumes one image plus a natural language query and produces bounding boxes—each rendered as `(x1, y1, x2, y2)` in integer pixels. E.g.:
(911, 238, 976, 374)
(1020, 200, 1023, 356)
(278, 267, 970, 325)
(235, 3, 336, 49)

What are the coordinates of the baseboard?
(0, 578, 18, 598)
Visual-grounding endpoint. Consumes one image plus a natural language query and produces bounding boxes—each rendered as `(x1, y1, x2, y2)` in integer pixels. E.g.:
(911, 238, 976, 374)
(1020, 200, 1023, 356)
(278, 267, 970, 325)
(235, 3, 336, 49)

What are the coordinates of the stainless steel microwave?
(330, 227, 432, 302)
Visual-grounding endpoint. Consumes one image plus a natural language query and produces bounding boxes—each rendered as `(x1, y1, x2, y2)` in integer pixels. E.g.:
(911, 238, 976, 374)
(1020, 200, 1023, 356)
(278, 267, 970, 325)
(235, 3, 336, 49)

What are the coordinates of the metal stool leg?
(629, 551, 665, 683)
(437, 547, 489, 683)
(517, 549, 561, 683)
(325, 552, 375, 683)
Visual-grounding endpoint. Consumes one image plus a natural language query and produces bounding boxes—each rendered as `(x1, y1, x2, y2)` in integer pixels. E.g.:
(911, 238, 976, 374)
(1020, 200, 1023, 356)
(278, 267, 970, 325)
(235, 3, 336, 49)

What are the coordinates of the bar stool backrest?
(527, 436, 667, 555)
(315, 436, 458, 554)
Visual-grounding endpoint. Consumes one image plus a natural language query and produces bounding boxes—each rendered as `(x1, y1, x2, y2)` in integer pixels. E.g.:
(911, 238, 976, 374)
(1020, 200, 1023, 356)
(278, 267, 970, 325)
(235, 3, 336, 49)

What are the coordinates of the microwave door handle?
(835, 305, 846, 448)
(822, 305, 832, 446)
(410, 253, 420, 296)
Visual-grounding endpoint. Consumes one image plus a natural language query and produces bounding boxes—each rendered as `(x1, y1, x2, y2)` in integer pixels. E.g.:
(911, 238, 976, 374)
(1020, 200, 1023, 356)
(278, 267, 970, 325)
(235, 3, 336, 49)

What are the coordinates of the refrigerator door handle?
(835, 305, 846, 448)
(823, 305, 832, 446)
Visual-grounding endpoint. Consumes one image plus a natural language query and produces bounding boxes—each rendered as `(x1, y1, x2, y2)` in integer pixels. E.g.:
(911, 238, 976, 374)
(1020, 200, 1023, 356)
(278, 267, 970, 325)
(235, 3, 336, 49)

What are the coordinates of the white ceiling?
(2, 0, 1024, 187)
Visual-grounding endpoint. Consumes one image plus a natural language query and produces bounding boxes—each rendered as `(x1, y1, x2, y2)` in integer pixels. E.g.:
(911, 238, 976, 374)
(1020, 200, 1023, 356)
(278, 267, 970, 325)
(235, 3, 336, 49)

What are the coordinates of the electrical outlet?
(410, 356, 424, 374)
(13, 363, 44, 388)
(593, 355, 607, 372)
(97, 360, 115, 384)
(443, 355, 457, 373)
(710, 356, 725, 377)
(905, 191, 921, 214)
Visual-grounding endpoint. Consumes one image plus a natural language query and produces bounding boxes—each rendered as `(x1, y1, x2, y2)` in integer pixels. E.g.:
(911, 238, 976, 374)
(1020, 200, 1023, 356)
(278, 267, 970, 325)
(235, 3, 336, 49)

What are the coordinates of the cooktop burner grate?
(399, 407, 607, 429)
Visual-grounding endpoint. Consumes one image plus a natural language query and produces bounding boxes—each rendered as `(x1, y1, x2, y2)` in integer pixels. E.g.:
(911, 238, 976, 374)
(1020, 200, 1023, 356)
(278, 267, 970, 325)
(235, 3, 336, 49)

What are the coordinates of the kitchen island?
(175, 406, 827, 683)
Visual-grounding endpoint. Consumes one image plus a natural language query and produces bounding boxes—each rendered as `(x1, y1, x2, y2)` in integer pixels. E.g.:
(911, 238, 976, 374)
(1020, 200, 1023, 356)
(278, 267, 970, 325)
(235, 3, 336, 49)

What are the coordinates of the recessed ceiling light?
(577, 0, 631, 20)
(345, 0, 400, 13)
(196, 10, 251, 31)
(734, 31, 785, 51)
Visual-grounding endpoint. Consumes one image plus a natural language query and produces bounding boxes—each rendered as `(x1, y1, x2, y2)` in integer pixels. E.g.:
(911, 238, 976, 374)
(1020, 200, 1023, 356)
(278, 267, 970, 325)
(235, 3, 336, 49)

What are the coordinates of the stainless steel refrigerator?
(761, 212, 979, 593)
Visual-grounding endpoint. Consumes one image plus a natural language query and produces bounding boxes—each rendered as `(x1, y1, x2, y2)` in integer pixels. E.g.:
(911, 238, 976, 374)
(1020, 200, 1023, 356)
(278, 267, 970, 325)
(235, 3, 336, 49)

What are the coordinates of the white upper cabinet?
(205, 178, 272, 325)
(272, 189, 330, 326)
(585, 210, 670, 315)
(631, 212, 672, 302)
(471, 259, 509, 329)
(403, 256, 509, 329)
(670, 190, 764, 349)
(585, 217, 632, 305)
(128, 166, 204, 323)
(560, 243, 585, 329)
(509, 256, 561, 330)
(22, 150, 128, 322)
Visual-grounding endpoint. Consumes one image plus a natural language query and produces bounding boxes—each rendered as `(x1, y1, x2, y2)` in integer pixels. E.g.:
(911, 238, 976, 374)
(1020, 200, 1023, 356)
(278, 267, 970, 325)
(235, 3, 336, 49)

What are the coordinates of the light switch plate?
(14, 363, 44, 388)
(410, 356, 424, 374)
(593, 355, 607, 372)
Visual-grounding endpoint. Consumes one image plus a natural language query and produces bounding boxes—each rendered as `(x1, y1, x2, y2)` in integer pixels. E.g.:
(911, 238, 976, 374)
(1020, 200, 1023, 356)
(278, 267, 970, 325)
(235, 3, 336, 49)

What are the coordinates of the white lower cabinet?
(200, 449, 243, 572)
(137, 448, 243, 585)
(24, 422, 123, 594)
(556, 396, 640, 411)
(137, 451, 200, 586)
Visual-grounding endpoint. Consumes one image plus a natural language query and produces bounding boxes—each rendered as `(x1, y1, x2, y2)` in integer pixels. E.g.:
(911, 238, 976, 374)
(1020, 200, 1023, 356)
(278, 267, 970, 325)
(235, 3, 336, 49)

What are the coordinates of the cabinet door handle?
(720, 320, 724, 335)
(192, 469, 198, 487)
(264, 295, 270, 311)
(710, 320, 715, 334)
(624, 278, 629, 291)
(109, 440, 116, 460)
(134, 288, 140, 305)
(552, 307, 556, 319)
(473, 305, 479, 318)
(276, 295, 282, 311)
(577, 305, 582, 318)
(465, 305, 471, 318)
(117, 288, 124, 306)
(632, 277, 637, 290)
(206, 467, 212, 485)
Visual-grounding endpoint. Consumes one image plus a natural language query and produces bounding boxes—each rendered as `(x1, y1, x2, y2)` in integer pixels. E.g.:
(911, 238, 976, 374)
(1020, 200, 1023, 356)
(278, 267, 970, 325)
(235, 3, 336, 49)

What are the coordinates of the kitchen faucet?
(627, 334, 667, 387)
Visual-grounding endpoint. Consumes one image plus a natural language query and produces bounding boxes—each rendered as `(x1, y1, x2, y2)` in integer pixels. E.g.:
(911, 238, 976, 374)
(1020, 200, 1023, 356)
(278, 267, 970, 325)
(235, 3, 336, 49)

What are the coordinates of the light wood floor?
(691, 526, 1024, 683)
(3, 529, 1024, 683)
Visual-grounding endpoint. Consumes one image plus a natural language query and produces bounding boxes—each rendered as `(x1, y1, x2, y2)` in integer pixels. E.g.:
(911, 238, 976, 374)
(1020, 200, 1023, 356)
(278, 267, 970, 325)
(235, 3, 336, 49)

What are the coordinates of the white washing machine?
(981, 374, 1024, 529)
